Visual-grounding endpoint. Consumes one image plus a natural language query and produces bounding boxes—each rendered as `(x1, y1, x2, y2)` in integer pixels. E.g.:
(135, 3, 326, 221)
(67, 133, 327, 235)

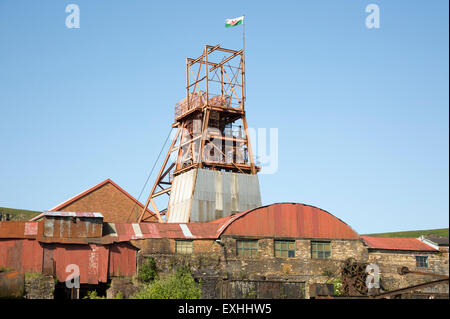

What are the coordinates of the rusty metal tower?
(138, 45, 261, 223)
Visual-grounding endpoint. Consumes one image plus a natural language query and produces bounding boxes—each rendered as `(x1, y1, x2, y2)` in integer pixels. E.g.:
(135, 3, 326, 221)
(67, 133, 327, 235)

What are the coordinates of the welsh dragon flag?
(225, 16, 244, 27)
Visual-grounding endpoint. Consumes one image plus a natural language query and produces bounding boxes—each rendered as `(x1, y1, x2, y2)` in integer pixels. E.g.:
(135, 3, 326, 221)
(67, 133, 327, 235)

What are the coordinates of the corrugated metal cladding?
(0, 221, 39, 239)
(217, 203, 360, 239)
(104, 222, 220, 240)
(108, 242, 137, 277)
(0, 239, 137, 284)
(0, 239, 43, 273)
(43, 213, 103, 238)
(0, 218, 137, 284)
(52, 244, 109, 284)
(167, 168, 261, 223)
(361, 236, 437, 251)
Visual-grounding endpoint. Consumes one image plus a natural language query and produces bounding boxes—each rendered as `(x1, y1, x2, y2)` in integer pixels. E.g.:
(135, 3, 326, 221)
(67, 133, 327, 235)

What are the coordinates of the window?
(416, 256, 428, 268)
(176, 240, 193, 254)
(275, 240, 295, 258)
(236, 240, 258, 257)
(311, 241, 331, 259)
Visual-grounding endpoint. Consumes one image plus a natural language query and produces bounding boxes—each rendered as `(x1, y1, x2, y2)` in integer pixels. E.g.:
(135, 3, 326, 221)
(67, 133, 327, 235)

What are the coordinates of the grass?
(25, 272, 46, 281)
(0, 206, 41, 221)
(363, 228, 448, 238)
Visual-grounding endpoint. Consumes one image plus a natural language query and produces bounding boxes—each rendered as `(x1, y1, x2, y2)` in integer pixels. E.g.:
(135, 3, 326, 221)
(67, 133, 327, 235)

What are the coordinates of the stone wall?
(132, 236, 450, 298)
(367, 250, 449, 294)
(24, 273, 55, 299)
(106, 277, 140, 299)
(133, 236, 369, 298)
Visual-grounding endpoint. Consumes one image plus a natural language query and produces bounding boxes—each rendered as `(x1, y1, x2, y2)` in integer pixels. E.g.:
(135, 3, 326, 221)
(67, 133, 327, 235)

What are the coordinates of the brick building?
(30, 179, 157, 223)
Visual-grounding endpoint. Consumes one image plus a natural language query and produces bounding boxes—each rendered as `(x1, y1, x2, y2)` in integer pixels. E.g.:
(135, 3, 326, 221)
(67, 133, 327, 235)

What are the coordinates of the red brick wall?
(56, 182, 156, 223)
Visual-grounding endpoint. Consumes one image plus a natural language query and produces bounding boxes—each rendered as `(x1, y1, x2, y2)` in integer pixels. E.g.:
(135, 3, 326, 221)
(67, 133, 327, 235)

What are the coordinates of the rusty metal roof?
(0, 220, 128, 245)
(0, 221, 39, 239)
(361, 236, 438, 251)
(104, 222, 220, 240)
(212, 203, 360, 239)
(2, 202, 367, 242)
(43, 211, 103, 218)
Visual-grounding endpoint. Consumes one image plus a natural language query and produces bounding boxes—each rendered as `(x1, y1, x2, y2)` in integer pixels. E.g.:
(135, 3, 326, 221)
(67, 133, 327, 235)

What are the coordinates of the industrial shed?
(360, 235, 448, 296)
(131, 203, 368, 298)
(1, 202, 448, 299)
(0, 212, 138, 298)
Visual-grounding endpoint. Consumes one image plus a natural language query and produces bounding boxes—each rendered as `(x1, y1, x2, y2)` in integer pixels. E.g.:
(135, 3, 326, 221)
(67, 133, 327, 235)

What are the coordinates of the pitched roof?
(361, 236, 437, 251)
(423, 235, 449, 246)
(30, 179, 155, 221)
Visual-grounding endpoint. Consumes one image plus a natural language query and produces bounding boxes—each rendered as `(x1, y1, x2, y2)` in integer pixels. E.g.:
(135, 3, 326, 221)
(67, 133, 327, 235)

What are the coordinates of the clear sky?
(0, 0, 448, 234)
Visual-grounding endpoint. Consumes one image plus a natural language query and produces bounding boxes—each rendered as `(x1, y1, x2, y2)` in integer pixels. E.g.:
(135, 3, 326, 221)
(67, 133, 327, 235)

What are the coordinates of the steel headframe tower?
(138, 45, 261, 223)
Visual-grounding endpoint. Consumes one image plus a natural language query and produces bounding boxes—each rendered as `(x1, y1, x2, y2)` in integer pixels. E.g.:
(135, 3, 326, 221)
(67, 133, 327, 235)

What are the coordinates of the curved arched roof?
(213, 202, 359, 239)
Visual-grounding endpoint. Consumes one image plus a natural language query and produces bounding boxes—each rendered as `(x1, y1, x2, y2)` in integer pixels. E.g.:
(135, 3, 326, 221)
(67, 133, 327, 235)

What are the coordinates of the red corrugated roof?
(361, 236, 437, 251)
(212, 203, 360, 239)
(106, 222, 220, 240)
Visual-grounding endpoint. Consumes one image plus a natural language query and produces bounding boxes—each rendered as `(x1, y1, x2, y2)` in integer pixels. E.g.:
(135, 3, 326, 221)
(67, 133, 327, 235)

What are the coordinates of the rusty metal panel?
(108, 222, 220, 240)
(42, 245, 55, 276)
(361, 236, 438, 251)
(53, 245, 91, 284)
(0, 221, 39, 239)
(108, 243, 137, 277)
(179, 223, 220, 239)
(0, 240, 18, 270)
(87, 244, 109, 284)
(217, 203, 360, 239)
(139, 223, 161, 238)
(0, 239, 43, 273)
(21, 240, 43, 273)
(52, 244, 110, 284)
(0, 270, 24, 298)
(42, 214, 103, 239)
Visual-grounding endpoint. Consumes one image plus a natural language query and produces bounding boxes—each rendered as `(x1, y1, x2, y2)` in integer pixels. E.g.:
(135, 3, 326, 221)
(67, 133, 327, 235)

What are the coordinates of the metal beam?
(209, 50, 243, 72)
(152, 187, 171, 198)
(373, 279, 449, 299)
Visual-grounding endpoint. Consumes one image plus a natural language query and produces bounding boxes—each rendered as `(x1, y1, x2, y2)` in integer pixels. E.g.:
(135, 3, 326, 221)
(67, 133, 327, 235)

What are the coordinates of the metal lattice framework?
(138, 45, 259, 223)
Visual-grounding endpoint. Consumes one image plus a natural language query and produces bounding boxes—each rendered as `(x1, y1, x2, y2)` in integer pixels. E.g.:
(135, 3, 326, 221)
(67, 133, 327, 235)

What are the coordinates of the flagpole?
(242, 14, 246, 107)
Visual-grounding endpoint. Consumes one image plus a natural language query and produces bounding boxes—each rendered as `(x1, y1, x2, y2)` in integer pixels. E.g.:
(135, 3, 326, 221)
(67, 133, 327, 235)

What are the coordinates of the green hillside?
(364, 228, 449, 238)
(0, 207, 41, 221)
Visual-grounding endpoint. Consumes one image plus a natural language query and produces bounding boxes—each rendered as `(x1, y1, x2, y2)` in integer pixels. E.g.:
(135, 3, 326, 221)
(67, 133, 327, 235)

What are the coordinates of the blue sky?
(0, 0, 448, 234)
